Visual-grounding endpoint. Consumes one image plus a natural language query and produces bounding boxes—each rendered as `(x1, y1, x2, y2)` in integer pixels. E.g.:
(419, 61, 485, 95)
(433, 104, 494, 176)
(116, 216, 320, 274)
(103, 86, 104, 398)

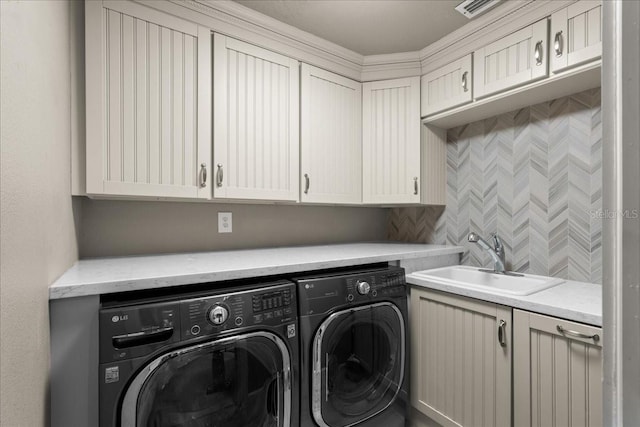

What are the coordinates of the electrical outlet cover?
(218, 212, 232, 233)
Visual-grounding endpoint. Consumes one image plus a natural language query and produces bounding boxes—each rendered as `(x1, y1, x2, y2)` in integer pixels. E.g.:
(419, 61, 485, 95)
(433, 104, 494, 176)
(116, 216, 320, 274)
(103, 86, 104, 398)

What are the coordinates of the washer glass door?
(121, 332, 291, 427)
(312, 302, 405, 427)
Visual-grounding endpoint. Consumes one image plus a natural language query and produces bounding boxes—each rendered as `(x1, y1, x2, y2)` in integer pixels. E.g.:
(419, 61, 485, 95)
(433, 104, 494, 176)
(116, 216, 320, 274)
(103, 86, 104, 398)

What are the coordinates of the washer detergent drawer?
(114, 331, 291, 427)
(312, 302, 405, 427)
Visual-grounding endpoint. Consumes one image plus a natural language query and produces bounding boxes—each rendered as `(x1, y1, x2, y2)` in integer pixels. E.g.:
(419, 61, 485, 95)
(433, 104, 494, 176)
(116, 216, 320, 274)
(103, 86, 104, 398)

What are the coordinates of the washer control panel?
(100, 281, 297, 363)
(181, 282, 296, 340)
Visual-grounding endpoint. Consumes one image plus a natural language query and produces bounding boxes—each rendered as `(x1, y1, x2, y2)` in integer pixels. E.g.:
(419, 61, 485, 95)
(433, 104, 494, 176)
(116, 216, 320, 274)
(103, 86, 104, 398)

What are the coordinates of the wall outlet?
(218, 212, 232, 233)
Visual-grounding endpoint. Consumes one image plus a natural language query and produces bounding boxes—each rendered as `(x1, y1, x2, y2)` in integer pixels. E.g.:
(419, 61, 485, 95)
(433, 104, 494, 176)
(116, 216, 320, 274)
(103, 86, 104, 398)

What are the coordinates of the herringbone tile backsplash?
(388, 89, 602, 284)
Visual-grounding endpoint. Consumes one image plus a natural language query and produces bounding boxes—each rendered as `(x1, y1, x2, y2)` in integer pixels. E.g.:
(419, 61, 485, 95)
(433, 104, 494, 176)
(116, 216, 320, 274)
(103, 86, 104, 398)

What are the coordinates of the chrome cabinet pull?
(413, 177, 419, 195)
(557, 325, 600, 342)
(199, 163, 207, 188)
(498, 320, 507, 347)
(304, 174, 310, 194)
(461, 71, 469, 92)
(554, 31, 563, 57)
(534, 40, 544, 66)
(216, 163, 223, 187)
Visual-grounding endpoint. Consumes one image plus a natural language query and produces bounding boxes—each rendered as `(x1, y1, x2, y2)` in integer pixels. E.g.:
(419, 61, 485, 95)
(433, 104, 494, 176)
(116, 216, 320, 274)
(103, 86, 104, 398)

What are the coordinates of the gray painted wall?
(389, 88, 603, 284)
(79, 198, 389, 258)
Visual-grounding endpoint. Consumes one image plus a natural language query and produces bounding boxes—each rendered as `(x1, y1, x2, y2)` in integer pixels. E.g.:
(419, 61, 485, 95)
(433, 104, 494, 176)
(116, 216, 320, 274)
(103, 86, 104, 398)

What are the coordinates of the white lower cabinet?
(410, 289, 603, 427)
(513, 309, 603, 427)
(410, 288, 512, 427)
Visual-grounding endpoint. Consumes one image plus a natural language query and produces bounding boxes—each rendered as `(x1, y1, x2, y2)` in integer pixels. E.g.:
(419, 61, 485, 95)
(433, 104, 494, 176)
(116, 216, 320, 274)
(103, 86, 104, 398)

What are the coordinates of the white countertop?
(407, 270, 602, 326)
(50, 243, 464, 299)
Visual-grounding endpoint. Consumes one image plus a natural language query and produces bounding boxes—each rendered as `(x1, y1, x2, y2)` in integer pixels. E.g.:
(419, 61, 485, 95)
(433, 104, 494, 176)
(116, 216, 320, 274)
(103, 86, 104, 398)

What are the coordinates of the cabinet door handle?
(534, 40, 544, 66)
(216, 164, 223, 187)
(498, 319, 507, 347)
(461, 71, 469, 92)
(554, 31, 563, 57)
(304, 174, 310, 194)
(413, 177, 419, 195)
(199, 163, 207, 188)
(556, 325, 600, 342)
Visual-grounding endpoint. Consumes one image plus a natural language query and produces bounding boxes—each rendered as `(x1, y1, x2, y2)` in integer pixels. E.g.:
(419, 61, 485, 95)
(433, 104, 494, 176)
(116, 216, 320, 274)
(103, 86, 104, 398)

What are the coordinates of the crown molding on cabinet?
(139, 0, 364, 80)
(137, 0, 584, 82)
(361, 51, 422, 82)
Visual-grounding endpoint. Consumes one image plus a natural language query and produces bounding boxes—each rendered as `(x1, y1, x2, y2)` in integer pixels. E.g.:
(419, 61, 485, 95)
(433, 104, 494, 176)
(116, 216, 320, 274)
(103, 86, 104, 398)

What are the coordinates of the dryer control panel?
(295, 266, 406, 316)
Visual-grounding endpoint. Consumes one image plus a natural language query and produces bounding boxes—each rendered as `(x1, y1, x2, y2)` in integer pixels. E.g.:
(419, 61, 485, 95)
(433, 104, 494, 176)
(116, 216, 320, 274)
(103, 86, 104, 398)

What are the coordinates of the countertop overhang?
(50, 243, 464, 299)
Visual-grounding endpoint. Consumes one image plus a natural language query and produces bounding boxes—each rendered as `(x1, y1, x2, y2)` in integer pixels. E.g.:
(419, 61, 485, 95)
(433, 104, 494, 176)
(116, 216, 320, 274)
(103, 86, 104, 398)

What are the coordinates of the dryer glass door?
(121, 332, 291, 427)
(312, 302, 405, 427)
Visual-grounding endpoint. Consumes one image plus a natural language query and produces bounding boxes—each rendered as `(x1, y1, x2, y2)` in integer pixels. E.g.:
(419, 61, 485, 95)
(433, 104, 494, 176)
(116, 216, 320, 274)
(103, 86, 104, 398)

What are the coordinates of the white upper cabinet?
(213, 34, 300, 201)
(421, 54, 473, 117)
(362, 77, 421, 205)
(551, 1, 602, 74)
(85, 1, 211, 198)
(300, 64, 362, 204)
(474, 18, 549, 99)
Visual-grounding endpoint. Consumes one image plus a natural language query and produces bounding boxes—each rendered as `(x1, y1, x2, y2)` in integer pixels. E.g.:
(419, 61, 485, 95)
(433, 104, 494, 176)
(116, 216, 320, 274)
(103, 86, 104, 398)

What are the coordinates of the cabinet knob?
(199, 163, 207, 188)
(216, 164, 224, 187)
(534, 40, 544, 66)
(413, 177, 419, 195)
(498, 319, 507, 347)
(304, 173, 310, 194)
(461, 71, 469, 92)
(554, 31, 563, 57)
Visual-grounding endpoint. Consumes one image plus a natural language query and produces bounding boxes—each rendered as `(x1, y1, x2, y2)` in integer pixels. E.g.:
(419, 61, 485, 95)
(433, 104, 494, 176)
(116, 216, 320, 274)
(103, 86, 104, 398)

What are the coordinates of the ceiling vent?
(455, 0, 502, 19)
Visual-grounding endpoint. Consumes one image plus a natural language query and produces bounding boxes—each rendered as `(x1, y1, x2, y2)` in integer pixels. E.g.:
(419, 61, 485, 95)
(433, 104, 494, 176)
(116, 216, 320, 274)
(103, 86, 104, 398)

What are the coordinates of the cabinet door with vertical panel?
(410, 287, 512, 427)
(421, 54, 472, 117)
(551, 1, 602, 73)
(300, 64, 362, 204)
(513, 310, 602, 427)
(213, 34, 300, 201)
(85, 1, 211, 198)
(362, 77, 420, 204)
(474, 19, 549, 99)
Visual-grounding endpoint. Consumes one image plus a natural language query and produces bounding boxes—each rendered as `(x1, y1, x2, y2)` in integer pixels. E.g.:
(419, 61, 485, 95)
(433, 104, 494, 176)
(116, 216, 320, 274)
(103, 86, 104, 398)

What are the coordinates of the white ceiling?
(233, 0, 472, 56)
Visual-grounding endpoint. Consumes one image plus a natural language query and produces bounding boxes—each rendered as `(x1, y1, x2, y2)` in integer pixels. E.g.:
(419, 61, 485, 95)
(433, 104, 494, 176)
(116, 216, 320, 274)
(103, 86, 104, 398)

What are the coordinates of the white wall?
(0, 1, 78, 425)
(79, 199, 389, 257)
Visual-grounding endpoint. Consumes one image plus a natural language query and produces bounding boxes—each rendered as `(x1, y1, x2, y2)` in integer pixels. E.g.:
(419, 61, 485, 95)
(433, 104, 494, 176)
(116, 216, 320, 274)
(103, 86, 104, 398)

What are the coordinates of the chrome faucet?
(468, 232, 506, 273)
(467, 232, 524, 276)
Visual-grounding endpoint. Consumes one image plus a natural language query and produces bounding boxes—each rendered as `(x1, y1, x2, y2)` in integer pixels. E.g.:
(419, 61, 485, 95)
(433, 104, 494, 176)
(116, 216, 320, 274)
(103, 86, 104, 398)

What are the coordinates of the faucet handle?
(491, 234, 503, 250)
(492, 234, 506, 262)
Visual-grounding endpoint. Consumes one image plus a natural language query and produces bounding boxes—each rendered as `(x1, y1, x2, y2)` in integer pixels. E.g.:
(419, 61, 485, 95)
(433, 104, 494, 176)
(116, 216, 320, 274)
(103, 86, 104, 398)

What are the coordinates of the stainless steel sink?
(410, 265, 564, 296)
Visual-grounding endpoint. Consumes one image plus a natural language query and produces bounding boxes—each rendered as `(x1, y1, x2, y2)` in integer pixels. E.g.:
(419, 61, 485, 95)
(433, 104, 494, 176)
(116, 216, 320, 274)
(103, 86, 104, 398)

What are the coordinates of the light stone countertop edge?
(50, 243, 465, 300)
(407, 274, 602, 327)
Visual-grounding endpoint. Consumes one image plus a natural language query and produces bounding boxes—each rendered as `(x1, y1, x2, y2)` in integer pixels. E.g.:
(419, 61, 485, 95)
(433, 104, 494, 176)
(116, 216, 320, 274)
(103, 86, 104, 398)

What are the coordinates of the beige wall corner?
(0, 1, 78, 425)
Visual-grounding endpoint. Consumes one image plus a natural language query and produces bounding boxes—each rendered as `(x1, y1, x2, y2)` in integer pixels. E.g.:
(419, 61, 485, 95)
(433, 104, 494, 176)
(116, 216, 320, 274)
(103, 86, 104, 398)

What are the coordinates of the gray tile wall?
(388, 88, 602, 284)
